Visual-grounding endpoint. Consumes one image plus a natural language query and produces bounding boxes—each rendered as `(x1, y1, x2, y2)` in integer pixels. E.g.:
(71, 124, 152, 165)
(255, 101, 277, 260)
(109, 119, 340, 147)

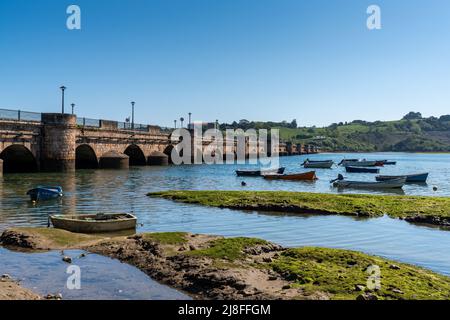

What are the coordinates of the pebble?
(1, 274, 12, 282)
(355, 284, 365, 292)
(356, 292, 378, 300)
(62, 256, 72, 264)
(45, 293, 63, 300)
(391, 288, 404, 294)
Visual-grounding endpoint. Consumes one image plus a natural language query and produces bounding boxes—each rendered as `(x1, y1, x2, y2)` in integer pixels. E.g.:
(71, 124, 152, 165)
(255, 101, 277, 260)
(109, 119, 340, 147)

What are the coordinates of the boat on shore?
(50, 213, 137, 233)
(264, 171, 318, 181)
(345, 166, 380, 173)
(302, 159, 334, 169)
(26, 186, 63, 202)
(331, 175, 406, 189)
(236, 167, 285, 177)
(376, 173, 429, 183)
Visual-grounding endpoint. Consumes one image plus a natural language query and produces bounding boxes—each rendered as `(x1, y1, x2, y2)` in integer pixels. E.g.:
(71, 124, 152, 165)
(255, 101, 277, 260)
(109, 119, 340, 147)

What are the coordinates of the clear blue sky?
(1, 0, 449, 127)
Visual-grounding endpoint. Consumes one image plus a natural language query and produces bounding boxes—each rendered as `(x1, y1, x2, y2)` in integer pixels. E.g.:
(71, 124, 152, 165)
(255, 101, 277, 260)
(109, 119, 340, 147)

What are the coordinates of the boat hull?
(264, 171, 318, 181)
(340, 160, 378, 167)
(27, 187, 63, 202)
(236, 167, 285, 177)
(345, 166, 380, 173)
(50, 213, 137, 233)
(333, 178, 406, 189)
(303, 161, 333, 169)
(376, 173, 429, 183)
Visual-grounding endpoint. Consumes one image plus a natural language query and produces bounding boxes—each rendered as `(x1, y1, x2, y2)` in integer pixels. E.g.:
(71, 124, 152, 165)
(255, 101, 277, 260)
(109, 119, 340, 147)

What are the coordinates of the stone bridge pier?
(41, 113, 77, 172)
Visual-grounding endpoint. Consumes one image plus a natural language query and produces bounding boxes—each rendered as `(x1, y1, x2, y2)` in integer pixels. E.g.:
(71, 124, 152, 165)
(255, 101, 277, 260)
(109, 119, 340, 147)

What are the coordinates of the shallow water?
(1, 153, 450, 277)
(0, 248, 189, 300)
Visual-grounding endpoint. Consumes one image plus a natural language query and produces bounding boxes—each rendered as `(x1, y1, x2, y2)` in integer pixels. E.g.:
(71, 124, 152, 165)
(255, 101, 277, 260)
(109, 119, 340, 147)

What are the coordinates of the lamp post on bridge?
(71, 103, 75, 115)
(188, 112, 192, 129)
(60, 86, 66, 114)
(174, 119, 177, 129)
(131, 101, 135, 130)
(180, 117, 184, 128)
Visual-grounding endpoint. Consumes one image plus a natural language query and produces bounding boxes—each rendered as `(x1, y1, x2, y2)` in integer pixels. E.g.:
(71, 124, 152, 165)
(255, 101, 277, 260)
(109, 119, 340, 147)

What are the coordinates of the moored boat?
(236, 167, 285, 177)
(331, 175, 406, 189)
(339, 159, 377, 167)
(376, 173, 429, 183)
(264, 171, 318, 181)
(345, 166, 380, 173)
(26, 186, 63, 202)
(50, 213, 137, 233)
(378, 160, 397, 165)
(302, 159, 334, 169)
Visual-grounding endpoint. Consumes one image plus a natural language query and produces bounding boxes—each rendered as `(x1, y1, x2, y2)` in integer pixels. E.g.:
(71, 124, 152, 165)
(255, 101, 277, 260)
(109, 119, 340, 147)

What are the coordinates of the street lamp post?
(174, 120, 177, 129)
(71, 103, 75, 115)
(180, 117, 184, 128)
(188, 112, 192, 129)
(60, 86, 66, 114)
(131, 101, 135, 130)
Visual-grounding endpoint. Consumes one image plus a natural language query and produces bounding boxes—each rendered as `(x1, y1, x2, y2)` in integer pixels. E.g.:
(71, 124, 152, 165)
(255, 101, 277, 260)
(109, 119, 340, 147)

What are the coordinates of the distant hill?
(219, 113, 450, 152)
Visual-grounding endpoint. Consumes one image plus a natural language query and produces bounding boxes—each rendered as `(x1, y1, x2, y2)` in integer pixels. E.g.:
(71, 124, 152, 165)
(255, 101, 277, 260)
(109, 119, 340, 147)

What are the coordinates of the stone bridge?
(0, 113, 174, 174)
(0, 111, 320, 175)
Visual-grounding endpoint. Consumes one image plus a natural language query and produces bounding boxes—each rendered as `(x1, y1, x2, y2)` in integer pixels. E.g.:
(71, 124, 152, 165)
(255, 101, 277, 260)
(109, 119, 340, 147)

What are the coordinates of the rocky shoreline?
(2, 227, 450, 300)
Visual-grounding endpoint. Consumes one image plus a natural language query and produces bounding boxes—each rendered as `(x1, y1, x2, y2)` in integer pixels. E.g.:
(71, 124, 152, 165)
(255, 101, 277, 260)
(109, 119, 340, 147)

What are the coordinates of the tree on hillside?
(403, 112, 422, 120)
(290, 119, 298, 128)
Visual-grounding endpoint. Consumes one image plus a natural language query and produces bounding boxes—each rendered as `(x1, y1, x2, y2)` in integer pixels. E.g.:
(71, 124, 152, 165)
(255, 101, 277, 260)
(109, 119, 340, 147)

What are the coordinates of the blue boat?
(26, 186, 63, 202)
(375, 173, 429, 183)
(345, 166, 380, 173)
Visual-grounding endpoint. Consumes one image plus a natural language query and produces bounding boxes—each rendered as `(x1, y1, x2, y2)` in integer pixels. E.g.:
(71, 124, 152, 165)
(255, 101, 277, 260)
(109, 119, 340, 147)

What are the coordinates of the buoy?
(241, 181, 247, 186)
(433, 186, 438, 191)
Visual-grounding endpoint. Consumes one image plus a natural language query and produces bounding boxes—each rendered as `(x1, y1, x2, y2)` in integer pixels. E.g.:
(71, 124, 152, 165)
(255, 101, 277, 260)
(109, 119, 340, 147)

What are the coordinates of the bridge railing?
(76, 117, 101, 128)
(1, 108, 173, 134)
(0, 108, 42, 122)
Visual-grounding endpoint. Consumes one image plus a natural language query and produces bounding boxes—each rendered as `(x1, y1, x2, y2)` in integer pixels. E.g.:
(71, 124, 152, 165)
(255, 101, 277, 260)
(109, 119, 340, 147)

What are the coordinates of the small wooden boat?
(345, 166, 380, 173)
(331, 175, 406, 189)
(264, 171, 318, 181)
(50, 213, 137, 233)
(302, 159, 334, 169)
(27, 186, 63, 202)
(236, 167, 285, 177)
(376, 173, 429, 183)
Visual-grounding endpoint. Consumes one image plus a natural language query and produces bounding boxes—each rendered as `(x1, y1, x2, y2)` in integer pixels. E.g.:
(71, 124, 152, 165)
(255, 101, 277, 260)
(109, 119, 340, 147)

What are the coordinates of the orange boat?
(263, 171, 318, 181)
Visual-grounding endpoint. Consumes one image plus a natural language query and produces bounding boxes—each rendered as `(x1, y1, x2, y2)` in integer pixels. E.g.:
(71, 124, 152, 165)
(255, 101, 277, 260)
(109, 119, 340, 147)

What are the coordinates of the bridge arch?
(124, 144, 146, 166)
(76, 144, 99, 169)
(0, 145, 38, 173)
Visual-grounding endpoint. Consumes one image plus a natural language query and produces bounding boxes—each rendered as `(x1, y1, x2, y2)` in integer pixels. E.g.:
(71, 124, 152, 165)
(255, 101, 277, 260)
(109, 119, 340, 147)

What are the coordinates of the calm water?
(1, 152, 450, 278)
(0, 248, 189, 300)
